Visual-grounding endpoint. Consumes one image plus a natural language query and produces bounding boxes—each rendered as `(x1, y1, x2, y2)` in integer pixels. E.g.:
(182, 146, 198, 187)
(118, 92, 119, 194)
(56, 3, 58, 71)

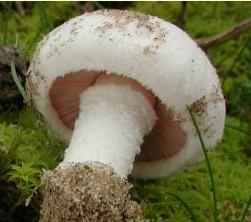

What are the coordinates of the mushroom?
(27, 9, 226, 221)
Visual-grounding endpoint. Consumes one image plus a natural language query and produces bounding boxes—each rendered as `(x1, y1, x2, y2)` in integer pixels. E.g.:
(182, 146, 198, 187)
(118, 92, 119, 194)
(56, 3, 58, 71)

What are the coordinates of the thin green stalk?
(10, 61, 27, 103)
(222, 35, 251, 87)
(228, 36, 251, 73)
(225, 124, 249, 135)
(14, 33, 19, 49)
(93, 2, 105, 9)
(27, 27, 44, 51)
(25, 2, 50, 52)
(215, 52, 230, 68)
(1, 2, 13, 44)
(2, 13, 9, 45)
(166, 191, 198, 222)
(187, 106, 218, 222)
(241, 195, 251, 222)
(37, 2, 51, 31)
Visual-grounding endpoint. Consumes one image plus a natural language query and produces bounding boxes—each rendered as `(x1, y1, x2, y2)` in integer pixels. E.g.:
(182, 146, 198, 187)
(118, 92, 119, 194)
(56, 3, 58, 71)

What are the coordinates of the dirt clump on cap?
(40, 162, 143, 222)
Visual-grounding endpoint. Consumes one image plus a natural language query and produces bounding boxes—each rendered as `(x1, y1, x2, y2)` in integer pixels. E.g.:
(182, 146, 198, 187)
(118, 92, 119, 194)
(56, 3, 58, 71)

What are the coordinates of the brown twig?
(15, 2, 25, 17)
(177, 2, 187, 30)
(196, 17, 251, 50)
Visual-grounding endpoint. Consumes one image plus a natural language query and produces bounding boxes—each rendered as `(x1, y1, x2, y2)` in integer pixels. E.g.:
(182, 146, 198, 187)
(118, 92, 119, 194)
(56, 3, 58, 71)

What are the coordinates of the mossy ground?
(0, 2, 251, 222)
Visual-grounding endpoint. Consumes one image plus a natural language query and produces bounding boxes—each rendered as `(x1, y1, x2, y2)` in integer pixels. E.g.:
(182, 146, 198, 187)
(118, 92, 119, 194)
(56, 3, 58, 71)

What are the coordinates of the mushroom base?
(40, 162, 143, 222)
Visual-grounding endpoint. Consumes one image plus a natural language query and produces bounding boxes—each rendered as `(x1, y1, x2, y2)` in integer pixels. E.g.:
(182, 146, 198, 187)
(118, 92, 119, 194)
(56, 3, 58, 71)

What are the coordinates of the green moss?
(0, 2, 78, 56)
(0, 107, 65, 203)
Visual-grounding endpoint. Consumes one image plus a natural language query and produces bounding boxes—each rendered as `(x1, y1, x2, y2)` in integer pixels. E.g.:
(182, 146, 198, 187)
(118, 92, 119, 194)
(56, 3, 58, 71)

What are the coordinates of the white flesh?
(62, 85, 156, 178)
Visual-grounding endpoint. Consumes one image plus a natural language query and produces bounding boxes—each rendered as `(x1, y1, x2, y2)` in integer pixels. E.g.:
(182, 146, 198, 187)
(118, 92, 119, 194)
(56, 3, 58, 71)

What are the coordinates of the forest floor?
(0, 2, 251, 222)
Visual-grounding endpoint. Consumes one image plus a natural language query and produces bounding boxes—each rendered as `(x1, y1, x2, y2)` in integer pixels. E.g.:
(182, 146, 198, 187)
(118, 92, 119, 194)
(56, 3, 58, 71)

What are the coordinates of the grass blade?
(186, 106, 218, 222)
(225, 123, 249, 135)
(2, 12, 9, 45)
(222, 35, 251, 87)
(10, 61, 27, 103)
(166, 191, 198, 222)
(1, 2, 13, 44)
(241, 195, 251, 222)
(228, 35, 251, 73)
(27, 27, 44, 52)
(26, 2, 50, 52)
(93, 2, 105, 9)
(37, 2, 51, 31)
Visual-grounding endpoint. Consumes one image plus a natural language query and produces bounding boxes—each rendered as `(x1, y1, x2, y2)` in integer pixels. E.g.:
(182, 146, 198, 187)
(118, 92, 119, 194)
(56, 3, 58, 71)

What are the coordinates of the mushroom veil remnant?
(27, 9, 226, 221)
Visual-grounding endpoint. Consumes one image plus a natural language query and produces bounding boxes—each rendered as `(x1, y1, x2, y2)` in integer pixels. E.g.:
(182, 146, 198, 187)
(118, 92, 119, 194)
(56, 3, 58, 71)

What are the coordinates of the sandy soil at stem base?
(40, 162, 145, 222)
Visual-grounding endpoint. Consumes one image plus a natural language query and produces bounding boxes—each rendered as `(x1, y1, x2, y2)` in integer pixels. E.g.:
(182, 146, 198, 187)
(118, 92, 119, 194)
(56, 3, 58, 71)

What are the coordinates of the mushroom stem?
(62, 84, 157, 178)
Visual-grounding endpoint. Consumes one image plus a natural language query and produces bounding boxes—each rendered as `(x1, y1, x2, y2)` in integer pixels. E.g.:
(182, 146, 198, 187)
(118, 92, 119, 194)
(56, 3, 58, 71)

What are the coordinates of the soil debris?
(40, 162, 143, 222)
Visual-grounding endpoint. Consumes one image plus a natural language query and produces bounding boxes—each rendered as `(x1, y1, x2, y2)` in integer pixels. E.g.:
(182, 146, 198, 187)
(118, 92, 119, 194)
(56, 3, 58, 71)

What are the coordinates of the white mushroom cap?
(27, 9, 225, 178)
